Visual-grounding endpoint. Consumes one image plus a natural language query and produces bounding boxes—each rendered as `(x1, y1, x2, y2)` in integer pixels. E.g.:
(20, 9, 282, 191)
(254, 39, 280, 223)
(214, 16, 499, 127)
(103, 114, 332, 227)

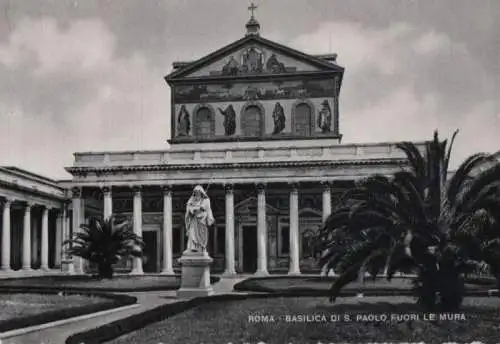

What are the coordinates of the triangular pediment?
(165, 35, 344, 80)
(299, 207, 322, 218)
(235, 196, 280, 215)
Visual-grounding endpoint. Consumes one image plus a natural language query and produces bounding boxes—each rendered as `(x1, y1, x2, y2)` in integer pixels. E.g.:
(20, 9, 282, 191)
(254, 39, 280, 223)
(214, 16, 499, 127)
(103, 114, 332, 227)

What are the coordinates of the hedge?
(0, 288, 137, 333)
(0, 275, 220, 293)
(233, 275, 497, 293)
(66, 293, 300, 344)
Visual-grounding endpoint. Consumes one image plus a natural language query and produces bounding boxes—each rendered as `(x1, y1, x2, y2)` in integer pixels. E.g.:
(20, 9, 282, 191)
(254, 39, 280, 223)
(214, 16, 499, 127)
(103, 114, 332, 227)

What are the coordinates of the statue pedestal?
(61, 258, 75, 275)
(176, 250, 214, 298)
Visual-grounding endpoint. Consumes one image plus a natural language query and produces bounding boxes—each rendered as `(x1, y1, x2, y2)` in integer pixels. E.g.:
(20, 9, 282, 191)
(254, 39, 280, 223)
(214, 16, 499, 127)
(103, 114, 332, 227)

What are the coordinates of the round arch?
(291, 99, 316, 136)
(239, 101, 266, 137)
(193, 103, 216, 139)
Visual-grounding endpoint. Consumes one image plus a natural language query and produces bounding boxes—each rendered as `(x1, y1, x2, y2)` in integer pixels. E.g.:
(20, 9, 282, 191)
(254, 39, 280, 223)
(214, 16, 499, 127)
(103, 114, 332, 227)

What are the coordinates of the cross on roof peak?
(248, 2, 257, 18)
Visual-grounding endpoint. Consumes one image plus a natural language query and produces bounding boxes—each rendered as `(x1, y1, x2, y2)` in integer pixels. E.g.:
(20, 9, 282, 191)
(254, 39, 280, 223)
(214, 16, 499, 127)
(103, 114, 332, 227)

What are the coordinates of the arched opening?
(293, 103, 313, 136)
(194, 107, 215, 138)
(241, 105, 263, 137)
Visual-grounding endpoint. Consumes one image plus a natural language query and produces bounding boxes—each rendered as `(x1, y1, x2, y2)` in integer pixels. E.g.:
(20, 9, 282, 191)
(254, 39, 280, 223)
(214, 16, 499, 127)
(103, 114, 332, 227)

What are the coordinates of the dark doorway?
(142, 231, 158, 273)
(242, 225, 257, 273)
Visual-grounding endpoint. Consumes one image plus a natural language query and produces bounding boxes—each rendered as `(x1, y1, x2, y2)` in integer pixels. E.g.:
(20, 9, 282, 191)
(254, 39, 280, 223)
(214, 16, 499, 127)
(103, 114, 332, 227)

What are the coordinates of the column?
(288, 183, 300, 275)
(61, 203, 75, 274)
(31, 212, 39, 268)
(103, 186, 113, 220)
(161, 185, 174, 274)
(321, 181, 334, 276)
(1, 198, 12, 271)
(54, 210, 63, 267)
(40, 206, 49, 270)
(131, 185, 143, 274)
(255, 183, 268, 276)
(22, 202, 33, 270)
(223, 184, 236, 275)
(322, 181, 332, 222)
(72, 187, 84, 274)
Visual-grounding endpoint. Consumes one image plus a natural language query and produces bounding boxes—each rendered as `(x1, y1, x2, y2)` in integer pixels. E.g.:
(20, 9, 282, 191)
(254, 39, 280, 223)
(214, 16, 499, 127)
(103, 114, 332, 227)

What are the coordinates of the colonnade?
(0, 197, 67, 272)
(70, 181, 333, 275)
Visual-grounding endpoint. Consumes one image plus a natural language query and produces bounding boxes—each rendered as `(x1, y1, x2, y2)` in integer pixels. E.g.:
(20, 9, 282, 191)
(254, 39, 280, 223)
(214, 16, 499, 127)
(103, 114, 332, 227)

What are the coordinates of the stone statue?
(222, 56, 240, 75)
(218, 105, 236, 136)
(318, 100, 332, 133)
(185, 185, 215, 253)
(177, 105, 191, 136)
(272, 102, 286, 134)
(266, 53, 286, 73)
(242, 47, 263, 73)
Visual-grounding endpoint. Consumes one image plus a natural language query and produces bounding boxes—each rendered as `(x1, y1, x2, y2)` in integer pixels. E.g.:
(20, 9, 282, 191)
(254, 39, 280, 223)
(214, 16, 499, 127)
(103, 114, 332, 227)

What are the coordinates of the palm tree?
(317, 130, 500, 311)
(64, 215, 144, 279)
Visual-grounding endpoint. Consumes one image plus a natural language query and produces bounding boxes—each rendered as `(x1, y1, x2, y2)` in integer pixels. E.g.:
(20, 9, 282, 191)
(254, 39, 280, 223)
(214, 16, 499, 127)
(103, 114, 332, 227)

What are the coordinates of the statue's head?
(274, 102, 283, 113)
(192, 185, 207, 199)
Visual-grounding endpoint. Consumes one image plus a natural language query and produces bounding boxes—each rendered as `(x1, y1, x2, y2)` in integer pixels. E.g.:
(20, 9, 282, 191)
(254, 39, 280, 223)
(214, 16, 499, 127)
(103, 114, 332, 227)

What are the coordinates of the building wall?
(173, 96, 336, 138)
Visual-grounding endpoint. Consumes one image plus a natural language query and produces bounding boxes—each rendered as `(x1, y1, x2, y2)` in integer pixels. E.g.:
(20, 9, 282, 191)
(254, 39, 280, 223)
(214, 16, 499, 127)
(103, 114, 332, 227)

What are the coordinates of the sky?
(0, 0, 499, 180)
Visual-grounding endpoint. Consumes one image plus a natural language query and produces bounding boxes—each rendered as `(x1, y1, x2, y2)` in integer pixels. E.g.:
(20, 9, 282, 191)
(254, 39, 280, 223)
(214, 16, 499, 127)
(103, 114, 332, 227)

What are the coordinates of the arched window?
(293, 103, 313, 136)
(241, 105, 263, 137)
(194, 107, 215, 138)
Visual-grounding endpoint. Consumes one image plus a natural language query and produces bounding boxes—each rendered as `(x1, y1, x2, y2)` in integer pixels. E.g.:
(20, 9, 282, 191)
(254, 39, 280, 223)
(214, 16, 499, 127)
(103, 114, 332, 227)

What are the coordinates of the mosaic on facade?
(218, 47, 293, 75)
(218, 105, 237, 136)
(183, 43, 327, 78)
(173, 79, 335, 104)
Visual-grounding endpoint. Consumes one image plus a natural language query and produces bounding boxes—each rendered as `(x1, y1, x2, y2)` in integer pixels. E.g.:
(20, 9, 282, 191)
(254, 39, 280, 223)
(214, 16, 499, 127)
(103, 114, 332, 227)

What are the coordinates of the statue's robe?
(185, 197, 215, 252)
(318, 106, 332, 133)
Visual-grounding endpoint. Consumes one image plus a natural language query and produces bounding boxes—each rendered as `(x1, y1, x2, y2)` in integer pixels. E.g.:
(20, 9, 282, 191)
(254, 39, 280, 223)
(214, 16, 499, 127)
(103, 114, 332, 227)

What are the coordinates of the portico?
(64, 139, 421, 275)
(0, 167, 68, 275)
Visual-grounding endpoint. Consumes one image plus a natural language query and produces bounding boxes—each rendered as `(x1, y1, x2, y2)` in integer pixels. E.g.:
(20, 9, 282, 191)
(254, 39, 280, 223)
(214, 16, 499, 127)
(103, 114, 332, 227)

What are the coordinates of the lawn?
(108, 296, 500, 343)
(0, 293, 108, 322)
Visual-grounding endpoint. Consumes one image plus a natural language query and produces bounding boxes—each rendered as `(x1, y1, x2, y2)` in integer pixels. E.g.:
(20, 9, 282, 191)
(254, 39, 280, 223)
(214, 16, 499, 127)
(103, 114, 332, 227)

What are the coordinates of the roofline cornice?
(0, 166, 66, 191)
(165, 70, 342, 85)
(65, 158, 408, 176)
(0, 179, 68, 201)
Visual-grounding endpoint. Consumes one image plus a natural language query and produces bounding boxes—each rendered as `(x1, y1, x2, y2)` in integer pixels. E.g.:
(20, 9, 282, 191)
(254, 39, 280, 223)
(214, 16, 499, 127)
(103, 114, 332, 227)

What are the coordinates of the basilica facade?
(0, 15, 425, 276)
